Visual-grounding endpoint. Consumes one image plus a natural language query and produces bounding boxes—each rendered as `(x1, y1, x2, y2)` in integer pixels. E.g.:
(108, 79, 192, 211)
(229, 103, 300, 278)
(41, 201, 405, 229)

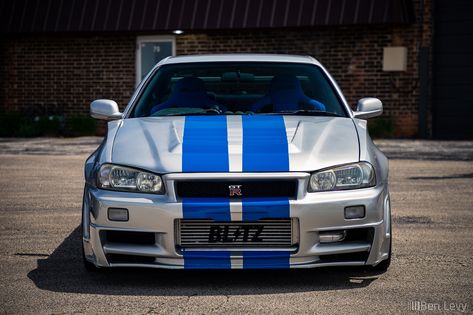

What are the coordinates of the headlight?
(97, 164, 164, 194)
(308, 162, 375, 192)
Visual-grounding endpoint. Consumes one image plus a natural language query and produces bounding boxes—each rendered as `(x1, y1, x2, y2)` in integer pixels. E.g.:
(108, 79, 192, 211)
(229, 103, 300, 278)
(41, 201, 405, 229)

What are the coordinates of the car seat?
(150, 77, 221, 115)
(250, 74, 326, 113)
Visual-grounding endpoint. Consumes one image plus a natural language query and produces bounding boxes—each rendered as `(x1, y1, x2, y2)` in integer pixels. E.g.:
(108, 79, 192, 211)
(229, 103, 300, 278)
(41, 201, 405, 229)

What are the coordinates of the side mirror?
(90, 99, 122, 120)
(353, 98, 383, 119)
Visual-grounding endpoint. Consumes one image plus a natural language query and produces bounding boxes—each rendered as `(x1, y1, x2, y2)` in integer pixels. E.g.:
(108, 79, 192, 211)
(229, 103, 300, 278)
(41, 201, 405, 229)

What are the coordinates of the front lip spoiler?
(106, 261, 367, 269)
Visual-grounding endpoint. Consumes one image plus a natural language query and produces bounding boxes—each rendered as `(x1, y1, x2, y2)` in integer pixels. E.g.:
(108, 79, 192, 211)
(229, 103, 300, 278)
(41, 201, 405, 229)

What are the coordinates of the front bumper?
(83, 172, 391, 269)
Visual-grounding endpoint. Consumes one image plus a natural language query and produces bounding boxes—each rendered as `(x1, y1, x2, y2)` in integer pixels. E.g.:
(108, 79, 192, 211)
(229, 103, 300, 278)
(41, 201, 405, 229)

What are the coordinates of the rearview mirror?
(353, 98, 383, 119)
(90, 99, 122, 120)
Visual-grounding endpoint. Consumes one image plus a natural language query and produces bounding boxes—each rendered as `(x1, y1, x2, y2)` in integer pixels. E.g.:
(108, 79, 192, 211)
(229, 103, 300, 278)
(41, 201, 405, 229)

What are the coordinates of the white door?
(136, 36, 175, 86)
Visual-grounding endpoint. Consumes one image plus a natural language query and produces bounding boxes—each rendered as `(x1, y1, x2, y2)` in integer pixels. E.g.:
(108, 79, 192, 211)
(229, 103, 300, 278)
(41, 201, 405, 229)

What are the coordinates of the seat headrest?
(269, 74, 303, 94)
(172, 77, 206, 95)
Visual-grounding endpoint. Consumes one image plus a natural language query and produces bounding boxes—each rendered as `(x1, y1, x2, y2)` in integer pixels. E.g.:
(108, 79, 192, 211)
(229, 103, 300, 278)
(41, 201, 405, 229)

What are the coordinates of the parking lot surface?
(0, 139, 472, 314)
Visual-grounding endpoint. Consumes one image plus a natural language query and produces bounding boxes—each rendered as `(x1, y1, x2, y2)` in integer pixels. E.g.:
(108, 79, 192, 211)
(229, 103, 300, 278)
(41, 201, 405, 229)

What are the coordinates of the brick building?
(1, 0, 472, 138)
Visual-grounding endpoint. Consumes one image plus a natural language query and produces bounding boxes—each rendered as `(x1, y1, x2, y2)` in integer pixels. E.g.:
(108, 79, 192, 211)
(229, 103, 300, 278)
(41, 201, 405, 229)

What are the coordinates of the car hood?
(111, 116, 359, 173)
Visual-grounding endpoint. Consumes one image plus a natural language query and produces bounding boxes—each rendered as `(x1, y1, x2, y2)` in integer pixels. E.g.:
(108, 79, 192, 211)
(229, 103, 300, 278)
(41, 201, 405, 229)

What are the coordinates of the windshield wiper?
(269, 109, 344, 117)
(156, 108, 222, 116)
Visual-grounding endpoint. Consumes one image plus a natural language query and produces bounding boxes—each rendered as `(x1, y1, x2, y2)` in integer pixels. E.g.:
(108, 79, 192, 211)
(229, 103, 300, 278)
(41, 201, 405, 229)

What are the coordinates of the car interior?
(131, 63, 346, 117)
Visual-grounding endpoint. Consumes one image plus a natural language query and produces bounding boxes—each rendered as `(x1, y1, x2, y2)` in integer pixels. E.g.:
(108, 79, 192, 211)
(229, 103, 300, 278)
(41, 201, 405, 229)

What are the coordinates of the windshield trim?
(125, 61, 351, 119)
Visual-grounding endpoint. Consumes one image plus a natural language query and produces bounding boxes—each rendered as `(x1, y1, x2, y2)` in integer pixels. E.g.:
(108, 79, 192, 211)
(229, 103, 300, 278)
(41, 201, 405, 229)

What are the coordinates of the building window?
(136, 36, 175, 86)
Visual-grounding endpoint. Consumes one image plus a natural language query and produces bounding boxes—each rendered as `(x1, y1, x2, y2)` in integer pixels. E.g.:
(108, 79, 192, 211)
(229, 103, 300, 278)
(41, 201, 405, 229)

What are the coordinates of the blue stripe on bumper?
(243, 251, 291, 269)
(182, 197, 231, 221)
(242, 197, 291, 268)
(242, 197, 290, 221)
(182, 197, 231, 269)
(183, 251, 231, 269)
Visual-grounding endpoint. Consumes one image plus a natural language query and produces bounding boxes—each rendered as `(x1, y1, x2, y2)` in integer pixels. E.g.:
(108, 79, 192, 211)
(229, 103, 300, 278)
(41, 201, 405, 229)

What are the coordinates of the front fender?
(352, 118, 389, 184)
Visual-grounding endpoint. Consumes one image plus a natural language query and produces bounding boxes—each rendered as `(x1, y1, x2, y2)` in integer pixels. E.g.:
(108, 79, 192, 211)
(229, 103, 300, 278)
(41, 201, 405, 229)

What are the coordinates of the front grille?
(178, 219, 293, 248)
(175, 180, 297, 198)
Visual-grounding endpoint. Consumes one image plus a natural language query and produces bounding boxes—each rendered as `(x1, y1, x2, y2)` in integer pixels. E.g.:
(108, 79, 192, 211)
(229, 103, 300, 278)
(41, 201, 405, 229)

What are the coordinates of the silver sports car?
(82, 54, 391, 271)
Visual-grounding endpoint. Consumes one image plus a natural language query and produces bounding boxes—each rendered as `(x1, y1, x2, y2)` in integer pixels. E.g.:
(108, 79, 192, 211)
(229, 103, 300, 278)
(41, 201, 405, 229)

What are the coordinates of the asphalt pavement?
(0, 138, 472, 314)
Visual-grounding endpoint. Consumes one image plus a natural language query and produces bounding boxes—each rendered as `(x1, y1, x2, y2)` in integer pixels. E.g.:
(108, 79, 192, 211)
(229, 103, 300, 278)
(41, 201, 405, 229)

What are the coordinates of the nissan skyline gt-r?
(82, 54, 391, 271)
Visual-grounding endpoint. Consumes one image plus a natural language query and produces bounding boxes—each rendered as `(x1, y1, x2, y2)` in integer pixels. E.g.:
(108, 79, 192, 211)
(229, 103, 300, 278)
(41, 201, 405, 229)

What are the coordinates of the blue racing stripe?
(242, 197, 290, 221)
(243, 251, 291, 269)
(182, 116, 229, 172)
(242, 115, 289, 172)
(241, 116, 291, 268)
(182, 198, 231, 268)
(183, 251, 231, 269)
(241, 197, 291, 269)
(182, 198, 231, 221)
(182, 116, 231, 268)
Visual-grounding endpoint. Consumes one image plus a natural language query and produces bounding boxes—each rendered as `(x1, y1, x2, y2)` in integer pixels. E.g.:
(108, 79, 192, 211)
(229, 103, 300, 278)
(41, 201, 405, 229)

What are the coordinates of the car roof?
(160, 54, 321, 66)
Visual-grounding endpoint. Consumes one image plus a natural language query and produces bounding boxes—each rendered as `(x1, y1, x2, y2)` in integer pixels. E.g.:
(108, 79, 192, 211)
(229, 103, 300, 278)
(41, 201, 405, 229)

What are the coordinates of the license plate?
(208, 224, 264, 243)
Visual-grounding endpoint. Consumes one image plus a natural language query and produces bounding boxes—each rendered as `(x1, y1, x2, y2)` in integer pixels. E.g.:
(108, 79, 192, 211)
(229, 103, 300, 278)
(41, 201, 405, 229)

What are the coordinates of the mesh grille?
(178, 219, 293, 248)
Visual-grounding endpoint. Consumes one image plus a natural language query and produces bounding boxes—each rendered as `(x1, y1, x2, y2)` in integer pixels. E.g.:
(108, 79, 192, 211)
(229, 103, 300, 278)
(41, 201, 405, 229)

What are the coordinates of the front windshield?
(130, 62, 348, 118)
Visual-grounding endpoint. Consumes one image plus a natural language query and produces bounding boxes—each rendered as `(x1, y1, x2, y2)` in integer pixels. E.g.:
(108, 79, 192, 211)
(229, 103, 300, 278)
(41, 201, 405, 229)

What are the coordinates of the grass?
(0, 112, 96, 137)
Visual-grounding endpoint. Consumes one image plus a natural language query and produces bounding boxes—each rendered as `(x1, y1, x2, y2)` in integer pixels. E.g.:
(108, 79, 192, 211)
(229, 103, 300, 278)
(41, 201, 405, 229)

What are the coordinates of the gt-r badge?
(229, 185, 242, 197)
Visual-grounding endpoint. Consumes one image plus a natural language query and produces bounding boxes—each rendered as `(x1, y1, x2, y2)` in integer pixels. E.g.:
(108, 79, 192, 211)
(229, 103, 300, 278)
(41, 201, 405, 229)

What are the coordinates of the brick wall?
(0, 35, 136, 116)
(0, 0, 431, 137)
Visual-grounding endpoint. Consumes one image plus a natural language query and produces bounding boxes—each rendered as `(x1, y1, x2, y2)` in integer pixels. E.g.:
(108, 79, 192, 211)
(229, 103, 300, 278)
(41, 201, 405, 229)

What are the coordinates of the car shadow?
(28, 226, 383, 296)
